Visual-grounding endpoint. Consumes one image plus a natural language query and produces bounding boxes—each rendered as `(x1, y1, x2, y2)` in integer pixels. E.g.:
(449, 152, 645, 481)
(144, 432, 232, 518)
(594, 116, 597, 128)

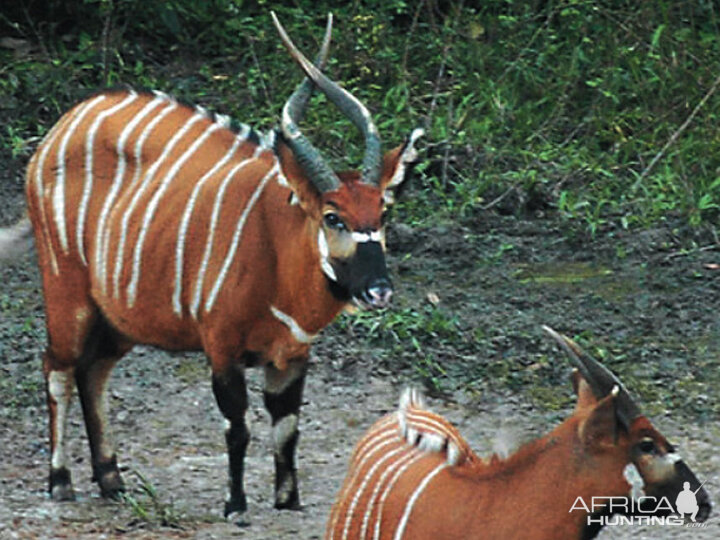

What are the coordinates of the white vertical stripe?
(111, 101, 178, 299)
(129, 98, 172, 192)
(361, 450, 421, 539)
(95, 95, 165, 292)
(189, 150, 259, 318)
(327, 422, 398, 539)
(342, 445, 407, 540)
(173, 127, 249, 316)
(35, 112, 78, 274)
(76, 93, 137, 264)
(125, 114, 213, 306)
(371, 451, 427, 540)
(352, 416, 398, 462)
(204, 162, 278, 313)
(52, 95, 108, 257)
(393, 463, 447, 540)
(327, 419, 397, 540)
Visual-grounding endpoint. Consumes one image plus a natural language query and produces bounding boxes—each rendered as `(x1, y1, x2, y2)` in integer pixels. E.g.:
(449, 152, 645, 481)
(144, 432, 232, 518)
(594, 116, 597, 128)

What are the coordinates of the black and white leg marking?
(263, 360, 308, 510)
(212, 365, 250, 519)
(75, 355, 124, 498)
(47, 367, 76, 501)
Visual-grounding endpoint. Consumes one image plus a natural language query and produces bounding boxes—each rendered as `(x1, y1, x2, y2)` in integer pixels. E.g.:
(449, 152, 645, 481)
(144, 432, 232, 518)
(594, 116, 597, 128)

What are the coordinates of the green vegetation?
(339, 304, 463, 392)
(1, 1, 718, 420)
(120, 469, 182, 528)
(2, 0, 719, 233)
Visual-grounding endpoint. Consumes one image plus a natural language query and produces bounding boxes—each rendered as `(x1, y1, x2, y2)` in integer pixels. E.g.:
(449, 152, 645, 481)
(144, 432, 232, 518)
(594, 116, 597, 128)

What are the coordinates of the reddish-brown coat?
(327, 376, 708, 540)
(26, 90, 407, 373)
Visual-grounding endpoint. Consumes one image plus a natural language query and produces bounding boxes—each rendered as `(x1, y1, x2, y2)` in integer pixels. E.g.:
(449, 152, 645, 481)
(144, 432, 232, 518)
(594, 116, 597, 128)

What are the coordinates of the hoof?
(99, 483, 126, 500)
(49, 468, 75, 501)
(226, 511, 251, 528)
(274, 492, 301, 511)
(224, 495, 247, 518)
(94, 457, 125, 499)
(98, 472, 125, 500)
(274, 473, 300, 510)
(50, 483, 76, 502)
(275, 500, 302, 511)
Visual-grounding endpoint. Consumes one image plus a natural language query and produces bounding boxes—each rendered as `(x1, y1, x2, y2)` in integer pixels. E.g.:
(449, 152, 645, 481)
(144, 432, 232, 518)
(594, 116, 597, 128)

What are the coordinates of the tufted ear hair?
(379, 128, 425, 205)
(274, 135, 325, 217)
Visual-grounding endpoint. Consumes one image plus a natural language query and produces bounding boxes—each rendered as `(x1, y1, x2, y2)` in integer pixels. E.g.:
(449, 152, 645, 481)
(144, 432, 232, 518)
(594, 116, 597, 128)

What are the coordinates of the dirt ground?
(1, 156, 718, 539)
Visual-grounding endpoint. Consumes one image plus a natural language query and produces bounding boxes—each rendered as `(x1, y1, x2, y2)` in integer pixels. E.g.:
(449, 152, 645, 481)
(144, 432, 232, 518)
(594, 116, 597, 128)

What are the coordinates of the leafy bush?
(1, 0, 719, 232)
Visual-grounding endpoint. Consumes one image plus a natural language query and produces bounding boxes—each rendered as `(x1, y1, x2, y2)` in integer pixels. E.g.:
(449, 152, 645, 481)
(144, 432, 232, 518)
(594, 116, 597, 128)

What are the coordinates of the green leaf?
(697, 194, 718, 211)
(651, 24, 666, 49)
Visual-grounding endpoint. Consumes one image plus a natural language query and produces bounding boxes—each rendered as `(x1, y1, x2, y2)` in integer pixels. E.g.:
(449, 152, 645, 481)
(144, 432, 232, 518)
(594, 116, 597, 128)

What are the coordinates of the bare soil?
(1, 156, 718, 539)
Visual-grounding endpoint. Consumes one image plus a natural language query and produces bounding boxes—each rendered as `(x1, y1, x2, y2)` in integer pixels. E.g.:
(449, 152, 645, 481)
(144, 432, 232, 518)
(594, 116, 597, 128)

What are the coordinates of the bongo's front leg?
(264, 359, 308, 510)
(212, 364, 251, 517)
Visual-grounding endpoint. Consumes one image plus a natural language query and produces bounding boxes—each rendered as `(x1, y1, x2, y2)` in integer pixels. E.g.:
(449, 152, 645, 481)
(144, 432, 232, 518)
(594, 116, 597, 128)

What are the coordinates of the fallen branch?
(663, 243, 719, 261)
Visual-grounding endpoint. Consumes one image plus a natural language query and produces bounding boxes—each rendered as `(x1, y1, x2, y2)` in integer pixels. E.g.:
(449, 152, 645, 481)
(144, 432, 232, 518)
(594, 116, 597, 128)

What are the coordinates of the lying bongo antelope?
(0, 13, 423, 518)
(327, 326, 711, 539)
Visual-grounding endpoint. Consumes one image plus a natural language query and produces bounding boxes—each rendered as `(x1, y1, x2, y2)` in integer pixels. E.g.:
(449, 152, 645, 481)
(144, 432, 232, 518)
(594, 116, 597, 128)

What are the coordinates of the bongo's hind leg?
(45, 359, 76, 501)
(75, 316, 132, 498)
(42, 291, 95, 501)
(41, 284, 122, 501)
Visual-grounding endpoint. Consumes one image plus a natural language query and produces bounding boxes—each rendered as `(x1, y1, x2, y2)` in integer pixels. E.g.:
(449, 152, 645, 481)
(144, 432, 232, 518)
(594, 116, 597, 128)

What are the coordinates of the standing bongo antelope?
(0, 13, 423, 518)
(327, 327, 711, 539)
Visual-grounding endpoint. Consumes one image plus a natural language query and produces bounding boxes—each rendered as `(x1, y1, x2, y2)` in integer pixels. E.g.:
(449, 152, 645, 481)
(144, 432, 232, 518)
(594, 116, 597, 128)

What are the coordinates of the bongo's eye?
(638, 439, 657, 454)
(324, 213, 346, 231)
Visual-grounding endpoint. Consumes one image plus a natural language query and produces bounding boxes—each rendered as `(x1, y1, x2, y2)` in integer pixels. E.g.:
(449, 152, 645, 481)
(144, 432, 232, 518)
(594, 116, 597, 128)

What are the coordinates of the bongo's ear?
(379, 128, 425, 205)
